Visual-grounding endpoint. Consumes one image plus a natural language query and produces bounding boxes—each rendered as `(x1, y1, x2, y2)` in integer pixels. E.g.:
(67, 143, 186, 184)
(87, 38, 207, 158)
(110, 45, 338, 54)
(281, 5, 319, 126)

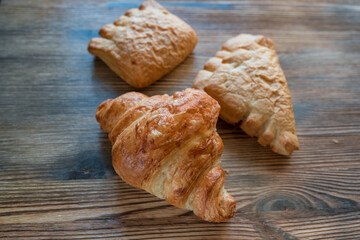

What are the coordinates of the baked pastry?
(193, 34, 299, 155)
(96, 88, 236, 222)
(88, 0, 197, 88)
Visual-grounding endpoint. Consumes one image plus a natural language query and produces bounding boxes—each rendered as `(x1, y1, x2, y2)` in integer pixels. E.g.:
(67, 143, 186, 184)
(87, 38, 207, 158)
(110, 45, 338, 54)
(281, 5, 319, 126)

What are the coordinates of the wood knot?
(255, 193, 308, 212)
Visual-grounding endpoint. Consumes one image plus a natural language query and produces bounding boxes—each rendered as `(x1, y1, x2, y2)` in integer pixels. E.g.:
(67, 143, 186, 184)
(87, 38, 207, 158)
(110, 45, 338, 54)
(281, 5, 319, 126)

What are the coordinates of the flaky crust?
(88, 0, 197, 88)
(96, 89, 236, 222)
(193, 34, 299, 155)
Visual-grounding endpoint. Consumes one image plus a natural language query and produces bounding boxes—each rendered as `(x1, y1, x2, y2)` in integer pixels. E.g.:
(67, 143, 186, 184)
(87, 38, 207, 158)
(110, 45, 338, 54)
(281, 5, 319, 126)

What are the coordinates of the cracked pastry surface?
(193, 34, 299, 155)
(96, 88, 236, 222)
(88, 0, 197, 88)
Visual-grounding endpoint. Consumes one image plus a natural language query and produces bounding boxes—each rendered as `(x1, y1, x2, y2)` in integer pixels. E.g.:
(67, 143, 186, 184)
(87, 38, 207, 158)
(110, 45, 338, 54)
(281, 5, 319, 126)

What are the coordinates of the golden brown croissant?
(96, 88, 236, 222)
(194, 34, 299, 155)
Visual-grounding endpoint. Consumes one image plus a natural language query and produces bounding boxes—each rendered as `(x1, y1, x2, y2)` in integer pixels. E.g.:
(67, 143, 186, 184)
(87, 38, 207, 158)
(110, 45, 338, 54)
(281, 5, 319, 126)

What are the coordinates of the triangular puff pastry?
(96, 89, 236, 222)
(194, 34, 299, 155)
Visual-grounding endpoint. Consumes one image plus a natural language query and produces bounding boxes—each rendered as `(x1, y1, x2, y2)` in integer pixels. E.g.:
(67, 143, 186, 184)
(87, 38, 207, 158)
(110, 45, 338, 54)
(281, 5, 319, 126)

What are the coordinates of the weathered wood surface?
(0, 0, 360, 239)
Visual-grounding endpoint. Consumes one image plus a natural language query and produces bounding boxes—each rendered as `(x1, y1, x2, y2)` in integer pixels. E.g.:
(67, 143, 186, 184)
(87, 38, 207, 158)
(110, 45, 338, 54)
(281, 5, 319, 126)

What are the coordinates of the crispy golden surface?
(96, 88, 236, 222)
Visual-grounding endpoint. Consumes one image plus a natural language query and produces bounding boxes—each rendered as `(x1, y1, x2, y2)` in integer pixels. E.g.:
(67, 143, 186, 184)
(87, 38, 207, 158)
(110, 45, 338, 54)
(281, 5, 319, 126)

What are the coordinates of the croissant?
(96, 88, 236, 222)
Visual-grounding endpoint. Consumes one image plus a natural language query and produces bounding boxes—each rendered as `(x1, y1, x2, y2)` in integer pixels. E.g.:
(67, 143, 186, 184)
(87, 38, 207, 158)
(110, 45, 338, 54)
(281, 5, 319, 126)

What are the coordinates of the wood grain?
(0, 0, 360, 239)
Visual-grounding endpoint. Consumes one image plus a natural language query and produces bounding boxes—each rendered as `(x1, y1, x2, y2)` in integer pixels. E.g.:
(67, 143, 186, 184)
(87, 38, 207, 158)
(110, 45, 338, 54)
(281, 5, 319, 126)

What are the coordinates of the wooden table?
(1, 0, 359, 239)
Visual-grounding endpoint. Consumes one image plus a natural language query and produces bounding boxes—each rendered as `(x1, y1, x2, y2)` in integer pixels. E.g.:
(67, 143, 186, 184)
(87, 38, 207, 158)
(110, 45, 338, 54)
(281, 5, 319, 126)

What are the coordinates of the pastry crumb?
(332, 139, 339, 144)
(224, 169, 230, 175)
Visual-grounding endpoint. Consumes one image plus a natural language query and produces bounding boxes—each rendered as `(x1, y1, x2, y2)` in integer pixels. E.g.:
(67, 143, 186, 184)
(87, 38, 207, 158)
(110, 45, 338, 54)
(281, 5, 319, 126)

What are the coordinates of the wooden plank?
(0, 0, 360, 239)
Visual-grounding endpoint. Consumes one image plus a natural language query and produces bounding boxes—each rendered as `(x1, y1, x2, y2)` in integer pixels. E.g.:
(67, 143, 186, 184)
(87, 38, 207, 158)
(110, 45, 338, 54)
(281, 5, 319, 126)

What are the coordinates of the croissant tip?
(95, 99, 112, 122)
(217, 193, 236, 222)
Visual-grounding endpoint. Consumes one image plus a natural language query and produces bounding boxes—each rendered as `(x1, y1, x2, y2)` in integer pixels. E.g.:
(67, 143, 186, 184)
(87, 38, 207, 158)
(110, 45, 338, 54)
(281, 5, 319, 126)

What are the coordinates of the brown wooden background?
(1, 0, 360, 239)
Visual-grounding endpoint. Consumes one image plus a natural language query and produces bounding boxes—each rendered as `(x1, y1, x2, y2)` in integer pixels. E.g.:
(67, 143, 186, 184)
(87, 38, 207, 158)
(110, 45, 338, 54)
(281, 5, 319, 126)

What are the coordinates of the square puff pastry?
(193, 34, 299, 155)
(88, 0, 197, 88)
